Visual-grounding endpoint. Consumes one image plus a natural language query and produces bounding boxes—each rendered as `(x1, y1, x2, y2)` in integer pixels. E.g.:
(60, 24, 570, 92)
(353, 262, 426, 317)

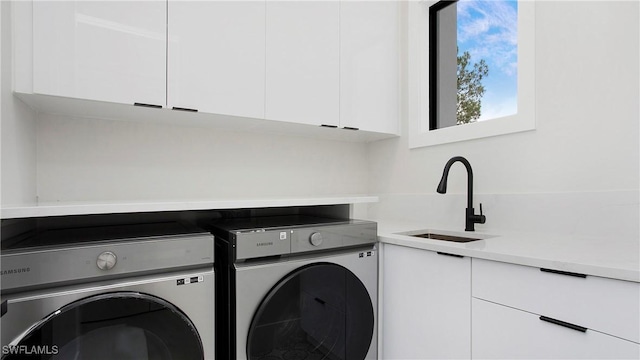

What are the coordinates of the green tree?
(457, 49, 489, 124)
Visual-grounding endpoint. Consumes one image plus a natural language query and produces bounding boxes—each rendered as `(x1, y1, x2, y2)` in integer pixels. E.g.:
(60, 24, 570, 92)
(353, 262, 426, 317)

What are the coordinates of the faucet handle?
(478, 203, 486, 224)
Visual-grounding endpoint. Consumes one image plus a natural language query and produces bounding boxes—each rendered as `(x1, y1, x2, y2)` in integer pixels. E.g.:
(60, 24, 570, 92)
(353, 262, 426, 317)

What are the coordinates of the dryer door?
(2, 292, 204, 360)
(247, 263, 374, 360)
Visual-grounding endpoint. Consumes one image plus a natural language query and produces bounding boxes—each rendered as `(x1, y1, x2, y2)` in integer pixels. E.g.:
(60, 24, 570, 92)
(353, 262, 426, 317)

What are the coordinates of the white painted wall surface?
(2, 0, 639, 219)
(367, 1, 639, 233)
(371, 191, 640, 240)
(1, 1, 37, 207)
(35, 114, 369, 203)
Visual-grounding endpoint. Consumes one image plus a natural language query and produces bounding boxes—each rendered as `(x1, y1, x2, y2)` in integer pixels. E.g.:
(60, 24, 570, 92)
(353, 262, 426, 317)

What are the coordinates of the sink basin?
(397, 229, 494, 243)
(410, 232, 481, 243)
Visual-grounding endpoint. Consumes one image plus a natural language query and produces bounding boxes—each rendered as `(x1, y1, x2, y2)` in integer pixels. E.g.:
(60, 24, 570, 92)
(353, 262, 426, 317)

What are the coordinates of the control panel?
(224, 217, 377, 261)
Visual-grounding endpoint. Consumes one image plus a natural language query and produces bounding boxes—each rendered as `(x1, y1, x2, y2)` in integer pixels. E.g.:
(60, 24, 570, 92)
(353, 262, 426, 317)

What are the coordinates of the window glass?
(430, 0, 518, 129)
(458, 0, 518, 122)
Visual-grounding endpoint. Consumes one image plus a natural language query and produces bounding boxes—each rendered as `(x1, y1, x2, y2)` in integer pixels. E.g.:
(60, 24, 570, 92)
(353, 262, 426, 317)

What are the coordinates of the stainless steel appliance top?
(1, 221, 206, 251)
(210, 215, 377, 261)
(208, 215, 350, 232)
(1, 221, 214, 293)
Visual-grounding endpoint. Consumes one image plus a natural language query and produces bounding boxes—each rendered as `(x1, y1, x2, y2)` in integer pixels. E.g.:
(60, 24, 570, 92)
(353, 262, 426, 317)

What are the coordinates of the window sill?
(409, 112, 535, 148)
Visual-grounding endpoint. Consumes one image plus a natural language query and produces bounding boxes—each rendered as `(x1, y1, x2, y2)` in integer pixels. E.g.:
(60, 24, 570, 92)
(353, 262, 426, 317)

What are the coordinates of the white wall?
(367, 1, 639, 235)
(1, 1, 38, 207)
(2, 0, 639, 223)
(35, 114, 370, 203)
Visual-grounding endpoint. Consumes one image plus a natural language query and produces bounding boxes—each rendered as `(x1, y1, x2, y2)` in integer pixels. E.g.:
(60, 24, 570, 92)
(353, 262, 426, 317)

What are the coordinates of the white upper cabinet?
(32, 1, 166, 107)
(167, 1, 265, 118)
(18, 0, 399, 140)
(340, 1, 399, 134)
(264, 1, 399, 132)
(265, 1, 340, 127)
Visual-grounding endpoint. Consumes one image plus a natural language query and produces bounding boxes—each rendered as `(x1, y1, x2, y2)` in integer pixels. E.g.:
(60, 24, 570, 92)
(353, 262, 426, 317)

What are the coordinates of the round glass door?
(2, 292, 203, 360)
(247, 263, 374, 360)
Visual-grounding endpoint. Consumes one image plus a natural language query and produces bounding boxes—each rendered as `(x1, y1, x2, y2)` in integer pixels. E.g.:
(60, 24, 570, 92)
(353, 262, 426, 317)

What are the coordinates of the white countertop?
(0, 195, 378, 219)
(377, 220, 640, 283)
(3, 199, 636, 282)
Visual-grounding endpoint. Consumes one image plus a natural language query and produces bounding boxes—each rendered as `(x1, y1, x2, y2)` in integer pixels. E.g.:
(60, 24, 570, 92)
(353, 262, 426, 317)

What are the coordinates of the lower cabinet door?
(382, 244, 471, 359)
(472, 298, 640, 359)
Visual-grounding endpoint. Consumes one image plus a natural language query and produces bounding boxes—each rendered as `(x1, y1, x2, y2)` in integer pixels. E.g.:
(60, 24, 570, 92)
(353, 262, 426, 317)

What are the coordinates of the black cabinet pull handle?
(539, 316, 587, 332)
(134, 102, 162, 109)
(436, 252, 464, 258)
(172, 107, 198, 112)
(540, 268, 587, 278)
(342, 126, 359, 131)
(320, 124, 338, 128)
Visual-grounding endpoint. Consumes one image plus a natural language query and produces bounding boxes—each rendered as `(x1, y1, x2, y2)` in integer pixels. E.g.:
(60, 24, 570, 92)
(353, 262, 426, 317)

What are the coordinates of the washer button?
(309, 232, 324, 247)
(97, 251, 117, 271)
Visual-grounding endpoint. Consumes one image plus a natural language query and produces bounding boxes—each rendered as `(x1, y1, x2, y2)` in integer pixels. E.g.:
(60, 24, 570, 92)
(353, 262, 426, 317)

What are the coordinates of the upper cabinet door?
(167, 1, 265, 118)
(340, 1, 399, 134)
(33, 1, 166, 107)
(265, 1, 340, 126)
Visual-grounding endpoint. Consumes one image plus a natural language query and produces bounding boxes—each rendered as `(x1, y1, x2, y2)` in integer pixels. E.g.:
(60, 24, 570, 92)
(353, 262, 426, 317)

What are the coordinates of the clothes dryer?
(212, 215, 377, 360)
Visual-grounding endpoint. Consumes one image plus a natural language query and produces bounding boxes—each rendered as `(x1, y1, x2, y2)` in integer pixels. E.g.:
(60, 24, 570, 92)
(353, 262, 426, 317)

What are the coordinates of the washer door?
(2, 292, 203, 360)
(247, 263, 374, 360)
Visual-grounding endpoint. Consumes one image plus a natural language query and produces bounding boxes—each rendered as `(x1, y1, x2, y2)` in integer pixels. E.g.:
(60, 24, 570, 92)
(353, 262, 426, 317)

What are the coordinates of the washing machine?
(211, 215, 378, 360)
(0, 221, 214, 359)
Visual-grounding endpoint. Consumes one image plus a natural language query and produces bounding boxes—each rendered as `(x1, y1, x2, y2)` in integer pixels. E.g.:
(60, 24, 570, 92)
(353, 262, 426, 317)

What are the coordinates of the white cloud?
(457, 0, 518, 77)
(479, 94, 517, 121)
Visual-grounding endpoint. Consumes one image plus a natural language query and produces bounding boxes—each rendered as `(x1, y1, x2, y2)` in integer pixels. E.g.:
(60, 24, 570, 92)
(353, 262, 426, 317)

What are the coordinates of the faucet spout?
(436, 156, 486, 231)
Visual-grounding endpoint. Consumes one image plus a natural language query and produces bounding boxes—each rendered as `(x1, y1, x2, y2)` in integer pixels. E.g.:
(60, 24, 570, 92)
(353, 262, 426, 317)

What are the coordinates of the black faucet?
(436, 156, 486, 231)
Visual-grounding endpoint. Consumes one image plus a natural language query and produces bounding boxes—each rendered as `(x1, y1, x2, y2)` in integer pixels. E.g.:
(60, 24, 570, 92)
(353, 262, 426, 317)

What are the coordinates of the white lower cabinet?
(381, 249, 639, 359)
(471, 258, 640, 359)
(382, 244, 471, 359)
(472, 298, 640, 359)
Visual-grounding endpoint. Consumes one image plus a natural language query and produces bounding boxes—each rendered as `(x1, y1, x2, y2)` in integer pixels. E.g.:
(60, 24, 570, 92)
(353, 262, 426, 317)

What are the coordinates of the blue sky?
(457, 0, 518, 121)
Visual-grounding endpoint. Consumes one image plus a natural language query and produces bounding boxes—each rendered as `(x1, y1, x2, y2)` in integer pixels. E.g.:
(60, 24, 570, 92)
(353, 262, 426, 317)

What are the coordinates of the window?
(408, 0, 535, 148)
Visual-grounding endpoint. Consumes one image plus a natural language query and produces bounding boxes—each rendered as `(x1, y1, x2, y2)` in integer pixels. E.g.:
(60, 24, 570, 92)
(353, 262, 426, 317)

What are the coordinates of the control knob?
(97, 251, 117, 271)
(309, 232, 323, 247)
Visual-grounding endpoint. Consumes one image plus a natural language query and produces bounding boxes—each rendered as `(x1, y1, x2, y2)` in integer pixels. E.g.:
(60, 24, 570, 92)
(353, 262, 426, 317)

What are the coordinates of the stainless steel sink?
(397, 229, 494, 243)
(410, 232, 481, 243)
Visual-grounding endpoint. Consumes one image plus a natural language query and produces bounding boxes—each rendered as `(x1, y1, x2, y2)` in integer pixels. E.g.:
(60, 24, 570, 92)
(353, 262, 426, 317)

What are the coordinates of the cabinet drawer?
(472, 258, 640, 343)
(472, 298, 640, 359)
